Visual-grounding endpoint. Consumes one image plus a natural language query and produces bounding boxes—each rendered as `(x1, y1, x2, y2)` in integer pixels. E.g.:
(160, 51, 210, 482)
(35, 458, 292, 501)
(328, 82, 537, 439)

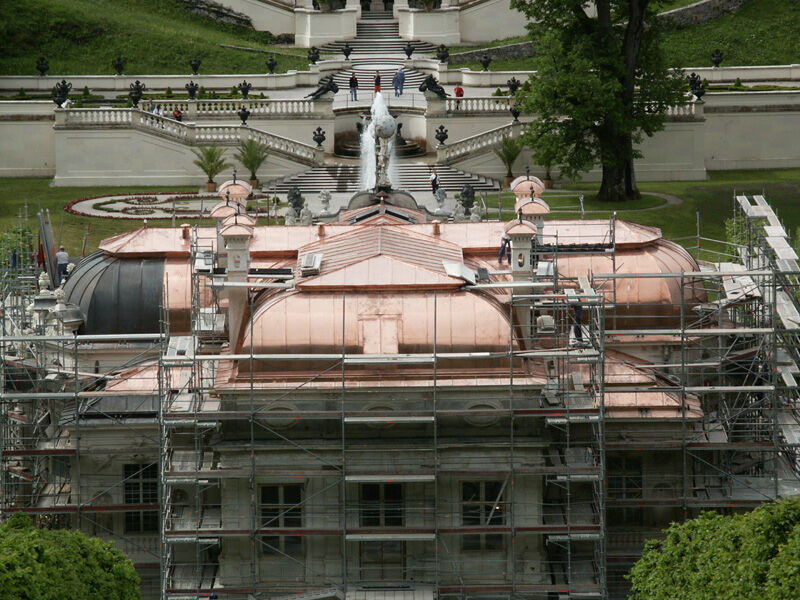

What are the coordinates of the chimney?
(220, 219, 254, 348)
(504, 218, 537, 338)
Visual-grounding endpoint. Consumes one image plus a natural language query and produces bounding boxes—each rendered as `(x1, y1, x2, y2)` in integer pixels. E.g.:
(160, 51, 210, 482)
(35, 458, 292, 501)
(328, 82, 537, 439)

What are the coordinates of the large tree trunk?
(597, 132, 640, 202)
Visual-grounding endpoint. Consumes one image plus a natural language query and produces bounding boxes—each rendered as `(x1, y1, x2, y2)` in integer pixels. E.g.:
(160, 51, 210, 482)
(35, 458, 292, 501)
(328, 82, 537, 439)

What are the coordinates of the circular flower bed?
(124, 196, 162, 205)
(121, 206, 156, 215)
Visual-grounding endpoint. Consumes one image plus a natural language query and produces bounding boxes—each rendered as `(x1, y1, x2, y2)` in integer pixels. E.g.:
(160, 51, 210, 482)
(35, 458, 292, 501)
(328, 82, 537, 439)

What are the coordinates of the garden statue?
(299, 203, 314, 226)
(436, 45, 450, 63)
(452, 200, 467, 222)
(129, 80, 146, 108)
(507, 77, 521, 95)
(434, 125, 449, 146)
(53, 80, 72, 107)
(112, 55, 126, 76)
(238, 80, 252, 99)
(312, 127, 326, 149)
(186, 80, 199, 99)
(342, 42, 353, 60)
(308, 47, 321, 65)
(404, 42, 415, 59)
(460, 184, 475, 215)
(36, 56, 49, 76)
(711, 48, 723, 68)
(284, 207, 297, 226)
(288, 187, 304, 217)
(479, 54, 492, 71)
(318, 190, 332, 215)
(305, 76, 339, 100)
(237, 106, 250, 126)
(510, 105, 521, 122)
(189, 57, 201, 75)
(266, 56, 278, 74)
(419, 75, 449, 100)
(688, 72, 705, 99)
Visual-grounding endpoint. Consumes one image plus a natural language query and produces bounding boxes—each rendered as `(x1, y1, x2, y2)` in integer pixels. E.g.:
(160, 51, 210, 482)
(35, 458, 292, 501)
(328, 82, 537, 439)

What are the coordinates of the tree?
(493, 135, 525, 183)
(0, 512, 141, 600)
(628, 497, 800, 600)
(235, 138, 270, 184)
(191, 144, 232, 189)
(511, 0, 687, 201)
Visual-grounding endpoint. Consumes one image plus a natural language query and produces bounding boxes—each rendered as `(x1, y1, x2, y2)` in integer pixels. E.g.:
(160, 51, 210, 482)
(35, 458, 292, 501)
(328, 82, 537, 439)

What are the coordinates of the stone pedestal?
(346, 0, 362, 17)
(393, 0, 408, 17)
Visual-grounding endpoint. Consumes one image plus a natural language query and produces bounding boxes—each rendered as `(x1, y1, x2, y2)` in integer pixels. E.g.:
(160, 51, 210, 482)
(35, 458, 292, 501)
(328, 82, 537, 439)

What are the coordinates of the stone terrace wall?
(660, 0, 745, 28)
(449, 41, 535, 66)
(181, 0, 253, 28)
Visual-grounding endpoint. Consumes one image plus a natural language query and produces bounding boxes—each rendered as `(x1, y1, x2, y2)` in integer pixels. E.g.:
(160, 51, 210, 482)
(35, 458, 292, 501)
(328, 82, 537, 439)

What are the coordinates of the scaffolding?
(4, 194, 800, 600)
(0, 214, 167, 598)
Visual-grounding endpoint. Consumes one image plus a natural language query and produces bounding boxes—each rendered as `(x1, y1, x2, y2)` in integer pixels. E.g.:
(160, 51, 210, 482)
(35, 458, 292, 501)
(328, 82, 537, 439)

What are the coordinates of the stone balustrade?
(152, 98, 319, 117)
(445, 95, 511, 113)
(57, 107, 319, 166)
(437, 121, 522, 164)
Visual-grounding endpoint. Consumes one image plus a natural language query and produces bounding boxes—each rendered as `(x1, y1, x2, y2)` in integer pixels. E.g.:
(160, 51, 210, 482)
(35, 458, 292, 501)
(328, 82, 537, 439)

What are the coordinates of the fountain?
(359, 93, 396, 192)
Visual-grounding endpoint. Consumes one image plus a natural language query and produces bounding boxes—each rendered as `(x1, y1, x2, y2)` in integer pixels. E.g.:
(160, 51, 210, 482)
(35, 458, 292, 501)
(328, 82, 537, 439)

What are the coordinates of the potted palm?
(191, 144, 232, 192)
(235, 139, 270, 188)
(494, 136, 525, 188)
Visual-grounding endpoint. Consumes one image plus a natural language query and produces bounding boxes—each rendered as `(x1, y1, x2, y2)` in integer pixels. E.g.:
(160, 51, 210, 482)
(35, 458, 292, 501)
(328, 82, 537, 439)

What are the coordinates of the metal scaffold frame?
(4, 194, 800, 600)
(156, 224, 609, 600)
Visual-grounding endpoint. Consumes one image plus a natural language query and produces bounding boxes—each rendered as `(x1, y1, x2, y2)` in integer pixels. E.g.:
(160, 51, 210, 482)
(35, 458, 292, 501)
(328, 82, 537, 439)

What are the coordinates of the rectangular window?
(461, 480, 506, 551)
(260, 484, 303, 555)
(124, 463, 158, 533)
(360, 483, 403, 527)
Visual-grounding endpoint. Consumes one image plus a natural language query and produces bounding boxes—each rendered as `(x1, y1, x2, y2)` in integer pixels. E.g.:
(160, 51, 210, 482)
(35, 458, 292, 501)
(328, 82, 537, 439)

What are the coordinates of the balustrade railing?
(438, 122, 522, 164)
(446, 95, 512, 113)
(58, 107, 318, 166)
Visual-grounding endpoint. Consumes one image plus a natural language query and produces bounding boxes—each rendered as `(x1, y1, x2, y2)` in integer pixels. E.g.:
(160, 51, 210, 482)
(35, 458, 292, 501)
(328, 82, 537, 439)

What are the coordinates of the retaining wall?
(660, 0, 744, 28)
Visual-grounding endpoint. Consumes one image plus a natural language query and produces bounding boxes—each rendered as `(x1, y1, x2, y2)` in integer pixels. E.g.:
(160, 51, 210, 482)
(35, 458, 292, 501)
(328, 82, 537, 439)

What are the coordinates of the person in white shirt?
(430, 169, 439, 195)
(498, 231, 511, 265)
(55, 246, 70, 285)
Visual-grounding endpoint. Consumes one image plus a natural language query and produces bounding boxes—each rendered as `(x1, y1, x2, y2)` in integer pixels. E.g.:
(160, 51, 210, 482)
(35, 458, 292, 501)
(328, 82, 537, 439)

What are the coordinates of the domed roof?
(505, 220, 537, 236)
(242, 290, 513, 358)
(510, 177, 545, 200)
(210, 199, 246, 220)
(218, 179, 252, 201)
(63, 252, 165, 334)
(515, 197, 550, 217)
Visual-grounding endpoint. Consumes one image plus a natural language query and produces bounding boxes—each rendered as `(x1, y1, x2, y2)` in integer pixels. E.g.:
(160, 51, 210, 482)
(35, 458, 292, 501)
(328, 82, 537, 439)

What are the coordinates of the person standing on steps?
(430, 169, 440, 196)
(349, 73, 359, 102)
(55, 245, 70, 285)
(397, 67, 405, 96)
(374, 71, 382, 94)
(392, 71, 401, 97)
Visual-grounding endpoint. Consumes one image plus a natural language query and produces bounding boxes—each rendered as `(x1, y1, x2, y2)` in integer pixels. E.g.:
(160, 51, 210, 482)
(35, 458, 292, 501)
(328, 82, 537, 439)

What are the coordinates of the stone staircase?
(330, 57, 427, 91)
(320, 16, 437, 55)
(264, 164, 500, 194)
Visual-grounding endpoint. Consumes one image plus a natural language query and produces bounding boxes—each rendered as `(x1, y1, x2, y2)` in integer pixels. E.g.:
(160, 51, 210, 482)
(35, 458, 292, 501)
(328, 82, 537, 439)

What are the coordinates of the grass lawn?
(0, 0, 308, 76)
(455, 0, 800, 71)
(0, 178, 196, 254)
(561, 169, 800, 257)
(3, 169, 799, 258)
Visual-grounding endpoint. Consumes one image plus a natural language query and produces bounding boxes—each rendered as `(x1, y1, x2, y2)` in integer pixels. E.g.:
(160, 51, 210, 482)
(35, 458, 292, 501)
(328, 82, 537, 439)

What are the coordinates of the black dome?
(63, 251, 165, 335)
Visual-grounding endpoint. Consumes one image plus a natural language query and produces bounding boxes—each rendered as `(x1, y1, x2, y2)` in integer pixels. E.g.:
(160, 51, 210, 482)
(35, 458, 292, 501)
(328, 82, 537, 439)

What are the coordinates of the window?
(607, 455, 643, 525)
(124, 463, 158, 533)
(260, 484, 303, 555)
(461, 480, 506, 551)
(360, 483, 403, 527)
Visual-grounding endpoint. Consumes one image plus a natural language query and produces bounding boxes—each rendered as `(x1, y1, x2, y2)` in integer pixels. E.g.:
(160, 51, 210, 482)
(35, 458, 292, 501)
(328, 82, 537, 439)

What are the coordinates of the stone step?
(264, 165, 500, 193)
(320, 40, 437, 54)
(331, 65, 427, 90)
(359, 12, 395, 20)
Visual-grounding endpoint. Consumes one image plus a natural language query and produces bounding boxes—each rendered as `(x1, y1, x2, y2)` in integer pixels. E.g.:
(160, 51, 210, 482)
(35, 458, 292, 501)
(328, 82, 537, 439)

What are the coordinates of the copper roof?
(99, 220, 663, 257)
